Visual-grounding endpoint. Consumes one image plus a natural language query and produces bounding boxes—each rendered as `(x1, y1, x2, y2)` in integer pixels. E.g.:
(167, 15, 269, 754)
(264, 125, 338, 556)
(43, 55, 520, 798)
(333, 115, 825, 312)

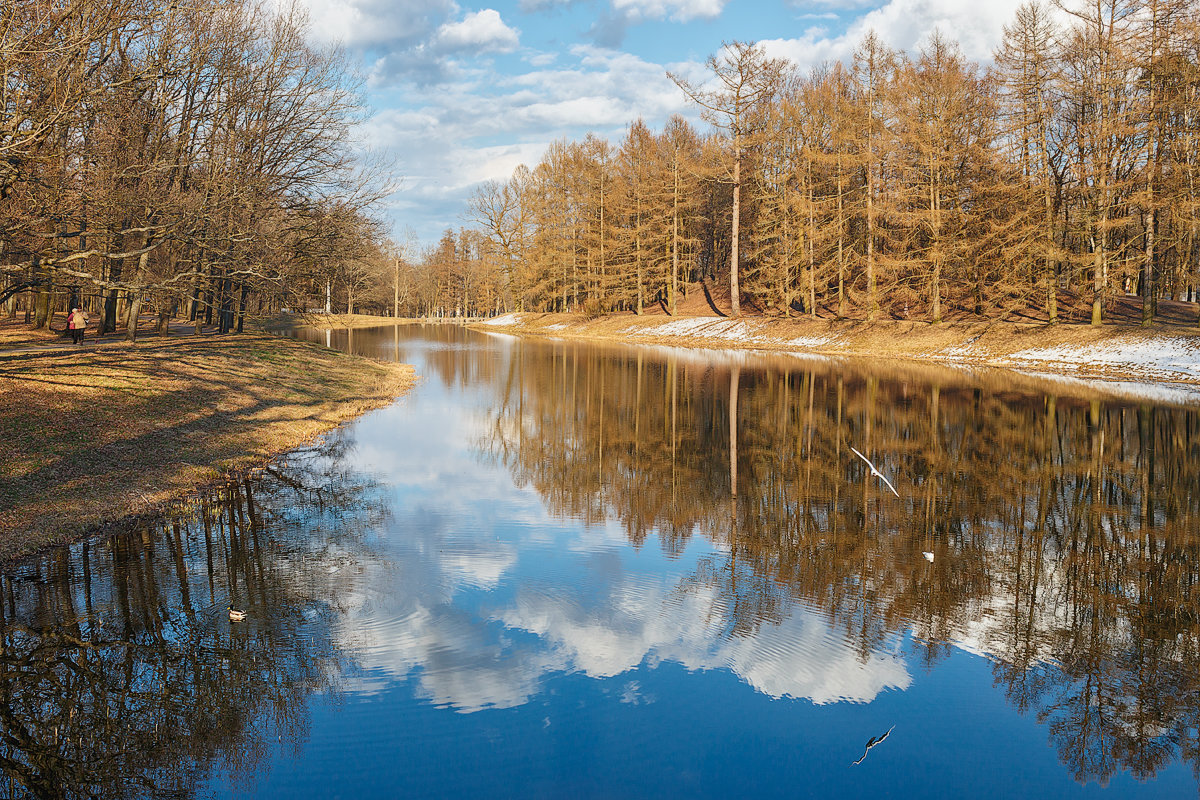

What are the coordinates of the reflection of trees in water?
(0, 433, 386, 799)
(481, 339, 1200, 785)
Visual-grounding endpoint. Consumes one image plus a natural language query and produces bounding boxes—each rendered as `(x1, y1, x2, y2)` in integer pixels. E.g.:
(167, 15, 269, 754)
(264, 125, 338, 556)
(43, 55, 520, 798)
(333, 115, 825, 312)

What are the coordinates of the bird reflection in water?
(851, 725, 895, 766)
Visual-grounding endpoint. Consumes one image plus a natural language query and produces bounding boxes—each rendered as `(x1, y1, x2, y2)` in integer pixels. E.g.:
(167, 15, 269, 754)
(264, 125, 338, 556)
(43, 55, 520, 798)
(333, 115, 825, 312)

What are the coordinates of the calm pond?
(5, 323, 1200, 799)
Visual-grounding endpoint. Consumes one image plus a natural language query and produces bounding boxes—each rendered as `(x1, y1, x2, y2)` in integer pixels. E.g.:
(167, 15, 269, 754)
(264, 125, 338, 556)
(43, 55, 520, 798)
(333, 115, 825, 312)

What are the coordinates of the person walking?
(67, 307, 89, 345)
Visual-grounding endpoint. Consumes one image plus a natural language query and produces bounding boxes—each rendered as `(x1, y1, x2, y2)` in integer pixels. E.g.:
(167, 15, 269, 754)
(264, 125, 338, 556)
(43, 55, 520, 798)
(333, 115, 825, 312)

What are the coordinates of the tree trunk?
(33, 256, 53, 329)
(1142, 210, 1155, 327)
(866, 152, 877, 321)
(671, 153, 680, 316)
(836, 157, 845, 319)
(236, 282, 248, 333)
(730, 150, 741, 318)
(807, 162, 816, 318)
(729, 366, 740, 503)
(931, 161, 942, 324)
(635, 191, 643, 315)
(124, 248, 151, 342)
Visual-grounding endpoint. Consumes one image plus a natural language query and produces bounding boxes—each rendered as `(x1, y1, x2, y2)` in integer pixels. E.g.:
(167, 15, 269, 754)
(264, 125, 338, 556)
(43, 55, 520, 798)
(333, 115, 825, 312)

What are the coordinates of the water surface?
(4, 323, 1200, 798)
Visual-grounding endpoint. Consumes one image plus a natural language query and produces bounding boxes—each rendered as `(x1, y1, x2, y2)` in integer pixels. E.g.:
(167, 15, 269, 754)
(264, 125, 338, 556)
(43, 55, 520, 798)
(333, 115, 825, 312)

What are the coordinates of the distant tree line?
(10, 0, 1197, 330)
(465, 0, 1200, 326)
(1, 0, 392, 337)
(384, 228, 507, 319)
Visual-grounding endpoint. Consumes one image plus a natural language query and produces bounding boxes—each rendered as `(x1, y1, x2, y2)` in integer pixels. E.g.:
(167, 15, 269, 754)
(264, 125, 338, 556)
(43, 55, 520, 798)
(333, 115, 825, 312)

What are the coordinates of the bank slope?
(0, 334, 415, 562)
(476, 313, 1200, 387)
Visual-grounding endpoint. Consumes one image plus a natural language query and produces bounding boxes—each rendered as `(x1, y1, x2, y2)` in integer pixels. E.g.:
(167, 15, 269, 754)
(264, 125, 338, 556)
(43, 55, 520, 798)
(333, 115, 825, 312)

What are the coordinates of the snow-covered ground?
(1000, 337, 1200, 382)
(481, 313, 521, 327)
(623, 317, 766, 343)
(622, 317, 1200, 384)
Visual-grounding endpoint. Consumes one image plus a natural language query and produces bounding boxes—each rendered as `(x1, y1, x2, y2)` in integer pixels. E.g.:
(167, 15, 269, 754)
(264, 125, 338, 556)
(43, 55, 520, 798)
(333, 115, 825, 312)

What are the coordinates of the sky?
(289, 0, 1031, 250)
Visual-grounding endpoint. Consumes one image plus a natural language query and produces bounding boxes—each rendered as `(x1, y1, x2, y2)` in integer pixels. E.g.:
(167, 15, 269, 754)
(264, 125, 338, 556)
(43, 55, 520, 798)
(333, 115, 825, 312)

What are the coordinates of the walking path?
(0, 318, 233, 356)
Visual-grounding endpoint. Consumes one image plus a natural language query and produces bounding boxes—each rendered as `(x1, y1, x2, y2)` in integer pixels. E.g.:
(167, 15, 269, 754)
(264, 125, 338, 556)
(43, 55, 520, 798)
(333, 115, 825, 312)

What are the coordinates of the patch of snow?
(628, 317, 725, 337)
(482, 313, 520, 326)
(719, 322, 761, 342)
(629, 318, 771, 345)
(787, 336, 832, 349)
(1005, 336, 1200, 382)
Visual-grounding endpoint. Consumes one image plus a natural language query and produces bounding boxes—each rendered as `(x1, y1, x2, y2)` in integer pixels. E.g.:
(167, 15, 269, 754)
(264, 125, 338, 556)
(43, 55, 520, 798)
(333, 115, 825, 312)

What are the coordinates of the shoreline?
(0, 330, 416, 564)
(470, 312, 1200, 393)
(6, 310, 1195, 562)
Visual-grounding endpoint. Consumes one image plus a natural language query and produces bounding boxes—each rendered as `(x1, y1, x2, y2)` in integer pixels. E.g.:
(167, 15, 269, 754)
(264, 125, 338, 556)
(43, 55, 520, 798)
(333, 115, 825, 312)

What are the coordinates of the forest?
(1, 0, 393, 337)
(4, 0, 1199, 328)
(468, 0, 1200, 326)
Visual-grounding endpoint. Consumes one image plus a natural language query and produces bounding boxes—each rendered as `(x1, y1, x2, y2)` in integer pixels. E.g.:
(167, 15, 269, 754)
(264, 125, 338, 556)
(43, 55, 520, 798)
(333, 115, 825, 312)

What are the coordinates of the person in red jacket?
(67, 307, 89, 345)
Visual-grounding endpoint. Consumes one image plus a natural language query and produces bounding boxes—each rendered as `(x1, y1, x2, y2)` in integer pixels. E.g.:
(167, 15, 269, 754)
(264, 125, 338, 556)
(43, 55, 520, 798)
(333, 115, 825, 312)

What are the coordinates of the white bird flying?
(850, 447, 899, 497)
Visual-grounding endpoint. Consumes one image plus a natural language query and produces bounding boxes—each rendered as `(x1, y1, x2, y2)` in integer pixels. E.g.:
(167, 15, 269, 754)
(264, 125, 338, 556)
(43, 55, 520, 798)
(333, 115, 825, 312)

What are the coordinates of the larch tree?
(660, 116, 703, 315)
(1056, 0, 1142, 326)
(752, 77, 805, 316)
(1132, 0, 1193, 325)
(615, 119, 657, 314)
(853, 32, 897, 321)
(892, 33, 990, 322)
(995, 1, 1067, 323)
(669, 41, 788, 317)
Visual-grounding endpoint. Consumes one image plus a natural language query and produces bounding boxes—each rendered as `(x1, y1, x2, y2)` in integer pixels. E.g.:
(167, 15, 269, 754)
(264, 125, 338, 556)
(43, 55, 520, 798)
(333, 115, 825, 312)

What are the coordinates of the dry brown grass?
(260, 312, 425, 331)
(0, 330, 415, 563)
(0, 314, 69, 348)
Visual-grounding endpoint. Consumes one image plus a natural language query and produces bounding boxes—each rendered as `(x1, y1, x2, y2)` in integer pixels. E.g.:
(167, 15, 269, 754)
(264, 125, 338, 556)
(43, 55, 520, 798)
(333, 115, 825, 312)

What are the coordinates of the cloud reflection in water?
(332, 520, 910, 711)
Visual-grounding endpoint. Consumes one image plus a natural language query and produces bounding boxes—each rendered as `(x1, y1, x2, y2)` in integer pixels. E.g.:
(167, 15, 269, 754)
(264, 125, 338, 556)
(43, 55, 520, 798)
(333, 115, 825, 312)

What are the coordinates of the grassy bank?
(475, 312, 1200, 385)
(0, 329, 415, 562)
(261, 312, 456, 332)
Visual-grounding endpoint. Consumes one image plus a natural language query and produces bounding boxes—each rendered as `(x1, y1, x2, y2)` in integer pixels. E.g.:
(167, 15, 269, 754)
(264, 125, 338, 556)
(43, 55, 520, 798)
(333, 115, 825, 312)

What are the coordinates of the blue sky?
(290, 0, 1029, 249)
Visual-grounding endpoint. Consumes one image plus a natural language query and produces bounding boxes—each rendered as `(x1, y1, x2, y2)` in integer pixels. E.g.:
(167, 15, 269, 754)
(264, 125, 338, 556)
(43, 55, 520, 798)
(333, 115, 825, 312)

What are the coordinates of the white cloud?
(292, 0, 456, 48)
(337, 535, 912, 710)
(760, 0, 1028, 72)
(360, 43, 695, 241)
(799, 0, 881, 9)
(612, 0, 727, 22)
(501, 580, 912, 702)
(435, 9, 520, 54)
(519, 0, 574, 10)
(525, 51, 558, 67)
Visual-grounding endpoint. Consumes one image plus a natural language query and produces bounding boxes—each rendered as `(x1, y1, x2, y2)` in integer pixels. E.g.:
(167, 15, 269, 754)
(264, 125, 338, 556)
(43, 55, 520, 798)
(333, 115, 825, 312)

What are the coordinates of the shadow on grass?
(0, 336, 411, 556)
